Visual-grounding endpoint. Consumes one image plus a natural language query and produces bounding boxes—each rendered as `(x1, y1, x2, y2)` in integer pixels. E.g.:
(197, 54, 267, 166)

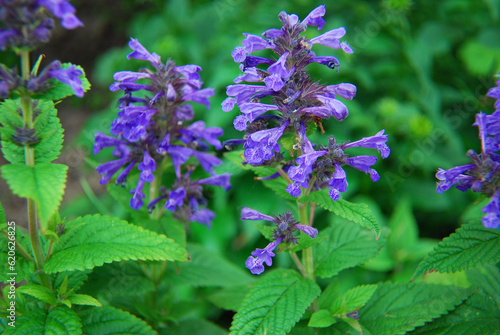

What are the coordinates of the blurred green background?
(4, 0, 499, 284)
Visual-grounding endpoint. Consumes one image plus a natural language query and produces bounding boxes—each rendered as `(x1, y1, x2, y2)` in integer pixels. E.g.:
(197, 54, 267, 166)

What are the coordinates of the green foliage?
(410, 266, 500, 334)
(314, 221, 389, 278)
(164, 244, 255, 287)
(43, 214, 188, 273)
(414, 221, 500, 278)
(356, 282, 470, 335)
(1, 163, 68, 229)
(230, 269, 321, 335)
(3, 305, 82, 335)
(301, 190, 381, 238)
(78, 306, 156, 335)
(0, 99, 64, 164)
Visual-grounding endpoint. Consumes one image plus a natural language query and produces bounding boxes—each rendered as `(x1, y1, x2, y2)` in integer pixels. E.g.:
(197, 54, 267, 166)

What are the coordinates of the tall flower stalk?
(223, 5, 390, 277)
(94, 38, 230, 227)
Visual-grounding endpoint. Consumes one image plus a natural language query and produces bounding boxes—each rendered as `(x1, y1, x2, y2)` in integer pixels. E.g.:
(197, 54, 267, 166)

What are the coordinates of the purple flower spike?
(245, 237, 283, 275)
(244, 121, 289, 164)
(436, 165, 476, 194)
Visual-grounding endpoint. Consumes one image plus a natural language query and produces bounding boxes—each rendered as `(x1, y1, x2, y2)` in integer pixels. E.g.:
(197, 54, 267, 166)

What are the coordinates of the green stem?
(298, 201, 315, 282)
(20, 50, 52, 290)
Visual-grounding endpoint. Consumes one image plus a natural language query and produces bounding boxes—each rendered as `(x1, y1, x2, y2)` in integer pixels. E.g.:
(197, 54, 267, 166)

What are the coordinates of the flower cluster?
(0, 0, 83, 50)
(0, 0, 84, 99)
(436, 73, 500, 229)
(223, 5, 390, 201)
(94, 38, 230, 226)
(241, 207, 318, 274)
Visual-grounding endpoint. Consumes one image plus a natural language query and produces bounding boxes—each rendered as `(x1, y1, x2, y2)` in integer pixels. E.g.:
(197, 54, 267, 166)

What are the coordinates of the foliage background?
(1, 0, 499, 330)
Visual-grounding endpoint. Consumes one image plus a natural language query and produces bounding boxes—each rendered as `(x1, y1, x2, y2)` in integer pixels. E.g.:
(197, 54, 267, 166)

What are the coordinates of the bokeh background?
(1, 0, 500, 320)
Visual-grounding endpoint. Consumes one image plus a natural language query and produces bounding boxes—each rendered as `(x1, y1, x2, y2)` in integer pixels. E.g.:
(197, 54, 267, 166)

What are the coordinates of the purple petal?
(241, 207, 277, 223)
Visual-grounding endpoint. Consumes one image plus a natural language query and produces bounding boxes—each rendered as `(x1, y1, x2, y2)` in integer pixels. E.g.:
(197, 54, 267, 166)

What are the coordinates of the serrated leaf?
(33, 63, 91, 100)
(0, 99, 64, 164)
(466, 265, 500, 306)
(314, 221, 389, 278)
(68, 294, 102, 307)
(301, 189, 380, 238)
(165, 244, 255, 287)
(230, 269, 321, 335)
(330, 284, 378, 315)
(3, 305, 82, 335)
(309, 309, 337, 328)
(0, 226, 34, 282)
(17, 284, 57, 305)
(1, 163, 67, 229)
(413, 221, 500, 278)
(43, 214, 188, 273)
(409, 289, 500, 335)
(79, 306, 156, 335)
(359, 282, 470, 335)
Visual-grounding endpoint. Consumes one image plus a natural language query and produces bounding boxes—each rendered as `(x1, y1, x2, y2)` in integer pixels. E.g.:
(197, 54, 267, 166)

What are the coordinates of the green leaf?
(68, 294, 102, 307)
(413, 221, 500, 278)
(308, 309, 337, 328)
(79, 306, 156, 335)
(1, 163, 67, 229)
(301, 189, 381, 238)
(330, 284, 378, 315)
(314, 221, 389, 278)
(17, 284, 57, 305)
(33, 63, 91, 100)
(168, 318, 229, 335)
(388, 197, 418, 252)
(0, 99, 64, 164)
(409, 289, 499, 334)
(43, 214, 188, 273)
(466, 265, 500, 306)
(230, 269, 321, 335)
(165, 244, 255, 287)
(3, 305, 82, 335)
(359, 282, 470, 335)
(0, 225, 35, 283)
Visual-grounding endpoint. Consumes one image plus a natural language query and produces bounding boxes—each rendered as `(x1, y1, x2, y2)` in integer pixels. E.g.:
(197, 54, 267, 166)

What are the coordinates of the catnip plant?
(1, 2, 499, 335)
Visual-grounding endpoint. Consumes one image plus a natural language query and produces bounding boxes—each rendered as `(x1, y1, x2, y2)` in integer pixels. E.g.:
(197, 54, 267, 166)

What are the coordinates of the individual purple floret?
(0, 0, 82, 50)
(94, 38, 230, 225)
(223, 5, 358, 166)
(436, 73, 500, 229)
(241, 207, 318, 274)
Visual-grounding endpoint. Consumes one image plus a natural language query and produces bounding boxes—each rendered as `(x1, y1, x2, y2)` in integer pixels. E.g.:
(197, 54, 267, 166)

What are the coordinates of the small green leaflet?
(300, 189, 381, 238)
(79, 306, 156, 335)
(413, 220, 500, 278)
(230, 269, 321, 335)
(1, 163, 67, 230)
(314, 221, 389, 278)
(43, 214, 188, 273)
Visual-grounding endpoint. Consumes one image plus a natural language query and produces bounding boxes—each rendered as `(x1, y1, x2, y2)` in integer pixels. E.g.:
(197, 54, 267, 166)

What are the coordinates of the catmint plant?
(223, 5, 389, 277)
(0, 2, 188, 333)
(436, 74, 500, 229)
(94, 38, 230, 226)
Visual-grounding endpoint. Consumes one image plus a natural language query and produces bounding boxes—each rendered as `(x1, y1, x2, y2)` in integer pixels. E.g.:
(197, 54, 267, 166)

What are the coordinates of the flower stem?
(20, 50, 52, 290)
(298, 201, 315, 282)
